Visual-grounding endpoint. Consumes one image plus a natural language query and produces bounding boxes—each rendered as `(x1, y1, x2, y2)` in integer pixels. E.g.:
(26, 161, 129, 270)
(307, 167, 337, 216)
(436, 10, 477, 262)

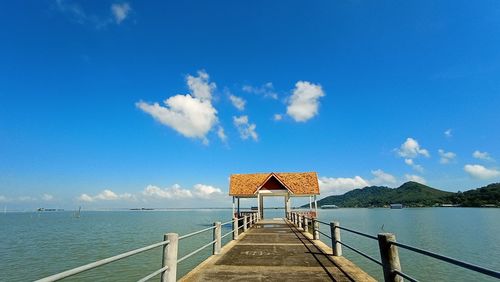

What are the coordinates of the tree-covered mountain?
(309, 181, 500, 208)
(443, 183, 500, 207)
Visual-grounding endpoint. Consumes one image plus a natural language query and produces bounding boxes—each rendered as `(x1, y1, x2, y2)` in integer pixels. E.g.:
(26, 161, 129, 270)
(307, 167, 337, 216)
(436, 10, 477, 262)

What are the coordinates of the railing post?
(313, 219, 320, 240)
(378, 233, 403, 282)
(292, 212, 295, 224)
(298, 215, 302, 229)
(233, 217, 239, 240)
(213, 221, 221, 255)
(303, 217, 309, 232)
(330, 221, 342, 256)
(162, 233, 178, 282)
(243, 215, 248, 232)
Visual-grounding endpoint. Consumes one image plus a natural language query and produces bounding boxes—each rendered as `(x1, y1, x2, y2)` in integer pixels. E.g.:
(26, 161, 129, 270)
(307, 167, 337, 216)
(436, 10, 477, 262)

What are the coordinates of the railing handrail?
(390, 240, 500, 279)
(35, 239, 170, 282)
(178, 225, 217, 240)
(288, 211, 500, 281)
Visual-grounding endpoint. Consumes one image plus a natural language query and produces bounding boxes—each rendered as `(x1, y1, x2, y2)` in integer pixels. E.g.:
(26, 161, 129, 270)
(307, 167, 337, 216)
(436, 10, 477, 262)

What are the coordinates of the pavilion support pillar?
(237, 197, 240, 218)
(314, 195, 318, 217)
(284, 194, 291, 218)
(258, 194, 264, 219)
(232, 197, 235, 218)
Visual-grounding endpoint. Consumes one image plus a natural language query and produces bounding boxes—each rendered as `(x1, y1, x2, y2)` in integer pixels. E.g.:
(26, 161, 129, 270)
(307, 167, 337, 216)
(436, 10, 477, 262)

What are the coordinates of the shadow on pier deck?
(180, 219, 376, 282)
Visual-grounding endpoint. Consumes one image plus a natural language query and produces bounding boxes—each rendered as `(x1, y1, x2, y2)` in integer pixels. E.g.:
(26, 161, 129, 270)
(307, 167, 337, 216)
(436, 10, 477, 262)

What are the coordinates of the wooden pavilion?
(229, 172, 320, 219)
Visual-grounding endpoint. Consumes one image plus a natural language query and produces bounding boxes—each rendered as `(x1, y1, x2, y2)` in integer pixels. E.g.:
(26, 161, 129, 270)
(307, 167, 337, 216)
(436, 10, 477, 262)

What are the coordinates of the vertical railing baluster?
(378, 233, 403, 282)
(313, 218, 319, 240)
(162, 233, 178, 282)
(233, 216, 239, 240)
(213, 222, 221, 255)
(330, 221, 342, 256)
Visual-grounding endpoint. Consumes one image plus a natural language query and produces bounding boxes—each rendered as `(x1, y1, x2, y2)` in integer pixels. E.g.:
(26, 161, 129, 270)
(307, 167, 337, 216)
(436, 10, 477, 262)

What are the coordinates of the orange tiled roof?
(229, 172, 319, 196)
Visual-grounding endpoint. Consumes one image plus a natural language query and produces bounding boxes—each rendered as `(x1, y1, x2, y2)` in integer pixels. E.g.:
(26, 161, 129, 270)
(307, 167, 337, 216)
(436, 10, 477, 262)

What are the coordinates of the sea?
(0, 208, 499, 281)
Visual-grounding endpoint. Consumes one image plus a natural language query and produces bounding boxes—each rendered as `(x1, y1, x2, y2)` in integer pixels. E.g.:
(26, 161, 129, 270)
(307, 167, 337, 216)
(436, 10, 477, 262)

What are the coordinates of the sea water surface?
(0, 208, 499, 281)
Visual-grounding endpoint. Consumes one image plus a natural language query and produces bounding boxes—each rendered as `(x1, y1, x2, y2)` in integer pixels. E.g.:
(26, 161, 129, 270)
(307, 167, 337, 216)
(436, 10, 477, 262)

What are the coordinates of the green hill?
(443, 183, 500, 207)
(312, 181, 455, 208)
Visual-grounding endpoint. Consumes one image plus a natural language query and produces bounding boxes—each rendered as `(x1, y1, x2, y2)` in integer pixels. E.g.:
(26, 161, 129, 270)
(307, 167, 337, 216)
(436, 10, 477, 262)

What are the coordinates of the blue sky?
(1, 1, 499, 209)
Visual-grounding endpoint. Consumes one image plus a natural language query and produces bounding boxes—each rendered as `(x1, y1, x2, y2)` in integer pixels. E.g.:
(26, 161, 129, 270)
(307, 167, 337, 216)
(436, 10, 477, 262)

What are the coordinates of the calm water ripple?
(0, 208, 498, 281)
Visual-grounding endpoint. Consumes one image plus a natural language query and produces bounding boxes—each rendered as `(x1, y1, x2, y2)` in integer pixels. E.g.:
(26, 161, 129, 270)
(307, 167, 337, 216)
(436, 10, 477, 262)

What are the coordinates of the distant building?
(390, 203, 403, 209)
(321, 204, 339, 209)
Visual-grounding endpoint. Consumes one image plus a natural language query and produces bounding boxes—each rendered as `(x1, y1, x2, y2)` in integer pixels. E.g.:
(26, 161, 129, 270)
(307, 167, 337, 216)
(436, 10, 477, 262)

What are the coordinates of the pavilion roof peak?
(229, 172, 320, 196)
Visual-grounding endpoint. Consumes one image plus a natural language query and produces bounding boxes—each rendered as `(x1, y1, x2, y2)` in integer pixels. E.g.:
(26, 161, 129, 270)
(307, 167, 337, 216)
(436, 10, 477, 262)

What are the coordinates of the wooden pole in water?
(162, 233, 178, 282)
(213, 222, 221, 255)
(330, 221, 342, 256)
(378, 233, 403, 282)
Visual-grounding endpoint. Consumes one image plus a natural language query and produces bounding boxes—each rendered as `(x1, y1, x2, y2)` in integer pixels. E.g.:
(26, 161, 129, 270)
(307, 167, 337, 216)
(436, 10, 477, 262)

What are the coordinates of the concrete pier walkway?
(180, 219, 376, 282)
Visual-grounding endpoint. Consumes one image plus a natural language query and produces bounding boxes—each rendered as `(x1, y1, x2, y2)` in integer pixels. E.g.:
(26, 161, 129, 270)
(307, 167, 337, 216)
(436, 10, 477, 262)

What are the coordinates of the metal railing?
(288, 211, 500, 282)
(36, 211, 260, 282)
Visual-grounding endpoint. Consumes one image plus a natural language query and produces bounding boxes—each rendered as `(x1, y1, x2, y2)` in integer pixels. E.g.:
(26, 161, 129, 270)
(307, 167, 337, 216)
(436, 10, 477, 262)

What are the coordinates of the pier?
(181, 218, 375, 281)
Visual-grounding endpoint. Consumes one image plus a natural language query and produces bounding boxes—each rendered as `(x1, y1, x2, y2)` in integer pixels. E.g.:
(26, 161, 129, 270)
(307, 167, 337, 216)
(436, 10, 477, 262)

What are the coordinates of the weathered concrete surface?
(180, 219, 376, 282)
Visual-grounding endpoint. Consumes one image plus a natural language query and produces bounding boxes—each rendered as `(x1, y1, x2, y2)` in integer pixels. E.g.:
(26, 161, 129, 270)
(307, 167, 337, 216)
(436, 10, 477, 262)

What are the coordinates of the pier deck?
(180, 219, 376, 282)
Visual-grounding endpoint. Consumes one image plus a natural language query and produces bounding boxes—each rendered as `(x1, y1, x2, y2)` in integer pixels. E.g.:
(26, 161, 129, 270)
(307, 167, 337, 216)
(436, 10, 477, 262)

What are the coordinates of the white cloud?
(111, 3, 131, 24)
(136, 70, 219, 144)
(404, 158, 424, 172)
(438, 149, 456, 164)
(286, 81, 325, 122)
(187, 70, 216, 101)
(405, 174, 427, 184)
(193, 184, 223, 199)
(319, 170, 397, 195)
(41, 194, 54, 201)
(472, 150, 494, 161)
(78, 189, 134, 202)
(143, 184, 222, 200)
(143, 184, 193, 199)
(18, 196, 37, 202)
(242, 82, 278, 99)
(229, 95, 246, 111)
(233, 115, 258, 141)
(396, 138, 430, 158)
(444, 129, 452, 138)
(464, 164, 500, 179)
(78, 194, 93, 202)
(217, 126, 227, 142)
(56, 0, 131, 28)
(0, 195, 8, 202)
(273, 114, 282, 121)
(370, 169, 398, 186)
(319, 176, 369, 194)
